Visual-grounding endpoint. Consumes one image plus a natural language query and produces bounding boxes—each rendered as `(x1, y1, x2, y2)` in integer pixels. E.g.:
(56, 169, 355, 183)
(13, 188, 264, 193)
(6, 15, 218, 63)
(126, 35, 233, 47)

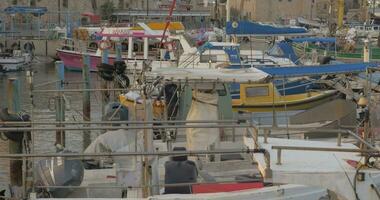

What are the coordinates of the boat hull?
(56, 49, 117, 71)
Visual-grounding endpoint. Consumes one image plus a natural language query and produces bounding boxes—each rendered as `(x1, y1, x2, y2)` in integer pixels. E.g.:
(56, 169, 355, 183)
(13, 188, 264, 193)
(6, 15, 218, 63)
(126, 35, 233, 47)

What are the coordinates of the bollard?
(55, 61, 65, 146)
(82, 55, 91, 149)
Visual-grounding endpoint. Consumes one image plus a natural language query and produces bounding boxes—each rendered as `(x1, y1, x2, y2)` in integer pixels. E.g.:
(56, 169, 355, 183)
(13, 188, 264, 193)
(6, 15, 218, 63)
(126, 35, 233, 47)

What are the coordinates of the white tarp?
(148, 67, 269, 83)
(186, 91, 220, 151)
(84, 129, 143, 187)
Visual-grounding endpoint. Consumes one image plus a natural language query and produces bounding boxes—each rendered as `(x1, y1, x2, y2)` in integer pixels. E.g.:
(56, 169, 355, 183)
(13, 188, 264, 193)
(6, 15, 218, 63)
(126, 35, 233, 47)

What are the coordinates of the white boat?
(0, 50, 32, 72)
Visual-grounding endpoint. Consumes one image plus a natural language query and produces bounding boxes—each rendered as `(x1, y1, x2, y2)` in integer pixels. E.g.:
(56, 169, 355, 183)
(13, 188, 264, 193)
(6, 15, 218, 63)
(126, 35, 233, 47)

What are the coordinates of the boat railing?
(178, 52, 200, 68)
(272, 145, 379, 165)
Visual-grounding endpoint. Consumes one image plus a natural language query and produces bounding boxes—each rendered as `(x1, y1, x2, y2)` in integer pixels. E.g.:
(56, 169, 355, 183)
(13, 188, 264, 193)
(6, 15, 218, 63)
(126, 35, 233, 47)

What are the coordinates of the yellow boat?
(231, 82, 338, 112)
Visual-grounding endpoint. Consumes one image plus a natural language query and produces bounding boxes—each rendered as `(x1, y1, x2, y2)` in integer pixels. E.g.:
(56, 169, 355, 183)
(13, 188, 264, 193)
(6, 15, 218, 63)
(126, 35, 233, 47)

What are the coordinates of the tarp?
(198, 42, 240, 53)
(148, 68, 269, 83)
(291, 37, 337, 43)
(4, 6, 47, 15)
(226, 21, 308, 36)
(259, 62, 379, 78)
(186, 91, 220, 151)
(276, 41, 300, 64)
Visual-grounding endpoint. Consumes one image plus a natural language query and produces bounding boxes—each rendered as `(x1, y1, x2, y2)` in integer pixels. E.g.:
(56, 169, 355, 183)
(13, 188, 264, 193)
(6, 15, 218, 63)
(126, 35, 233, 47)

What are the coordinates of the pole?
(144, 37, 149, 60)
(55, 61, 65, 146)
(226, 0, 231, 42)
(115, 42, 122, 61)
(101, 49, 110, 117)
(128, 37, 133, 59)
(82, 55, 91, 149)
(7, 78, 23, 194)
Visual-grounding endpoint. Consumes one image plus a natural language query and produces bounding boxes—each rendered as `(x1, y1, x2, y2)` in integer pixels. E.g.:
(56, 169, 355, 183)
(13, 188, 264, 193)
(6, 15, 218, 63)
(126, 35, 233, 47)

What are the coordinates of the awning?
(291, 37, 337, 43)
(4, 6, 47, 15)
(226, 20, 308, 36)
(258, 62, 379, 78)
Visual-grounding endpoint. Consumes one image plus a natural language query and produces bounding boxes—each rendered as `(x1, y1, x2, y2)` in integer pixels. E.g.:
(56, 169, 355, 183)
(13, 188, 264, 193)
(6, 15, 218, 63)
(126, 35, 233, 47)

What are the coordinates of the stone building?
(225, 0, 359, 24)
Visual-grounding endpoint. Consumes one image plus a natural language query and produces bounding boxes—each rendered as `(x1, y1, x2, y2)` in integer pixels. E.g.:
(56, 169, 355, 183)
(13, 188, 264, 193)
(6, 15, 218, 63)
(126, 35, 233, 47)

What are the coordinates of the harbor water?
(0, 60, 109, 189)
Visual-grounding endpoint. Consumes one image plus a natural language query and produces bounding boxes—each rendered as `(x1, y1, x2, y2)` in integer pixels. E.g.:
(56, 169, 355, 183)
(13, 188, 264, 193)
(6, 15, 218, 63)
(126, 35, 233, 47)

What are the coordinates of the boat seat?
(164, 147, 198, 194)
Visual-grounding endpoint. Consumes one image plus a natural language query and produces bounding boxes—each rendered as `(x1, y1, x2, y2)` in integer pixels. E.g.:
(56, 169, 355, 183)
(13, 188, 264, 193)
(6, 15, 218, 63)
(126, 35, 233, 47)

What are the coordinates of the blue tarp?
(226, 21, 308, 36)
(276, 41, 300, 65)
(291, 37, 337, 43)
(224, 46, 241, 64)
(198, 42, 239, 53)
(4, 6, 48, 15)
(259, 62, 379, 77)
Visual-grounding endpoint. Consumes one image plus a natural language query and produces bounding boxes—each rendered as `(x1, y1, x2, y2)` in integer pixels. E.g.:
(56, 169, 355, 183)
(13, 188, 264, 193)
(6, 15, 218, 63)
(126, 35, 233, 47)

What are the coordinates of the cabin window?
(246, 86, 269, 97)
(200, 55, 218, 63)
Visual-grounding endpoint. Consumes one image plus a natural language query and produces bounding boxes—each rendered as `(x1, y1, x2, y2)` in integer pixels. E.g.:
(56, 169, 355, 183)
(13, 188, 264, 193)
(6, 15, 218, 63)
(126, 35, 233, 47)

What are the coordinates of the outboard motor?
(34, 148, 84, 198)
(0, 108, 30, 141)
(164, 147, 198, 194)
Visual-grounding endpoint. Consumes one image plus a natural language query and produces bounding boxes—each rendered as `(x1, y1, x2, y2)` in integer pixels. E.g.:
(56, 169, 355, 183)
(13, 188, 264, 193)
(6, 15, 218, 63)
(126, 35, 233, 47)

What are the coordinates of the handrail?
(0, 124, 252, 132)
(272, 145, 380, 165)
(0, 148, 260, 159)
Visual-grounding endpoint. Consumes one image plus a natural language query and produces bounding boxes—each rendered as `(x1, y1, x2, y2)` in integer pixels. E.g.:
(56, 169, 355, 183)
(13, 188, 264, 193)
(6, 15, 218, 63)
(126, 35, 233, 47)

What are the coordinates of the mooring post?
(7, 78, 23, 196)
(101, 49, 110, 117)
(82, 55, 91, 149)
(55, 61, 65, 146)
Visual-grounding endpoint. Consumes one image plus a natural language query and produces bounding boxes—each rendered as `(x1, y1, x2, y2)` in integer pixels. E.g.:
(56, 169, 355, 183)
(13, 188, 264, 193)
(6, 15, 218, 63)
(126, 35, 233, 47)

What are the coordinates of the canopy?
(226, 21, 308, 36)
(148, 68, 269, 84)
(291, 37, 337, 43)
(4, 6, 47, 15)
(259, 62, 379, 78)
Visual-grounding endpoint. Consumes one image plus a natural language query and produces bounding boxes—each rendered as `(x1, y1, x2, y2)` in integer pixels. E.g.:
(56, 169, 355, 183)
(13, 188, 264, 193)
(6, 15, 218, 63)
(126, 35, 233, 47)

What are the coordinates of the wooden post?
(7, 78, 23, 194)
(82, 55, 91, 149)
(55, 61, 65, 146)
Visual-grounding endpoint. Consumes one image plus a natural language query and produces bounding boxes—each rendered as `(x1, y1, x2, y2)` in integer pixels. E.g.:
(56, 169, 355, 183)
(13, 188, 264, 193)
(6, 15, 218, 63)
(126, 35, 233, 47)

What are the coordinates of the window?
(118, 0, 124, 9)
(200, 55, 218, 63)
(63, 0, 68, 8)
(246, 87, 269, 97)
(30, 0, 36, 7)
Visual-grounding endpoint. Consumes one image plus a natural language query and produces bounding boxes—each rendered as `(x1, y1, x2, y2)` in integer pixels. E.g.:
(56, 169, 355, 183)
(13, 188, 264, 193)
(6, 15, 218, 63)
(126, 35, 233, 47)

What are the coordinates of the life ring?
(88, 42, 98, 49)
(98, 40, 112, 50)
(24, 42, 35, 52)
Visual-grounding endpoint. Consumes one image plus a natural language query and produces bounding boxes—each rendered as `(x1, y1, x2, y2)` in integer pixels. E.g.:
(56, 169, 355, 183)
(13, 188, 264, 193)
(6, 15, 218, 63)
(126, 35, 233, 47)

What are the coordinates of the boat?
(291, 37, 380, 61)
(0, 49, 32, 72)
(56, 22, 185, 71)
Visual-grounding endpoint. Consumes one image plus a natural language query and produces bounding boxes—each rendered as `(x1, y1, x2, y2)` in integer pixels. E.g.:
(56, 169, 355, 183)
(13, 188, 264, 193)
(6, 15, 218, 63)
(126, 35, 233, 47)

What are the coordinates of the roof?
(291, 37, 337, 43)
(226, 20, 308, 36)
(4, 6, 47, 15)
(258, 62, 379, 78)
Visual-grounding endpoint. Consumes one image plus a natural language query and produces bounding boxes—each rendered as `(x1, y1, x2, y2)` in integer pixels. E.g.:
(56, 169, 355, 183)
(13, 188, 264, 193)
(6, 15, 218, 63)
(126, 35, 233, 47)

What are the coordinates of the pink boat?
(57, 49, 118, 71)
